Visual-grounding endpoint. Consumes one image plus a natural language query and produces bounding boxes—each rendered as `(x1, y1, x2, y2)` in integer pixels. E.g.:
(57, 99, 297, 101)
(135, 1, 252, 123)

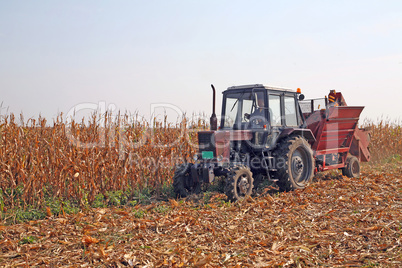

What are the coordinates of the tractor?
(173, 84, 370, 200)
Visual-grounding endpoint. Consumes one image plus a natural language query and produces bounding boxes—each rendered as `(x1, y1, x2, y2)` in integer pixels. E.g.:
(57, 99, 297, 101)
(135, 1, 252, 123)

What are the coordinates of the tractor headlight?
(193, 154, 199, 161)
(217, 155, 223, 162)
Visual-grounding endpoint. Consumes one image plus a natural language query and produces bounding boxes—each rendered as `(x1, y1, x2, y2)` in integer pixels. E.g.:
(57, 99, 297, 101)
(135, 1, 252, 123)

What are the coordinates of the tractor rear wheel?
(225, 166, 254, 201)
(273, 136, 315, 191)
(342, 155, 360, 178)
(173, 163, 197, 197)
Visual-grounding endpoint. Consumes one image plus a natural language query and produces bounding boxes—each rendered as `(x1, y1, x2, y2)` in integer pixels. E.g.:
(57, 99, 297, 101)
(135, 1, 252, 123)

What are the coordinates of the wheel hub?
(238, 177, 249, 194)
(292, 156, 304, 175)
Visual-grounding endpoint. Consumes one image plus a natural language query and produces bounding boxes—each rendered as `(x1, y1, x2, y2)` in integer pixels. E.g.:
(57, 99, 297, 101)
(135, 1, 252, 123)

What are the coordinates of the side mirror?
(298, 94, 305, 101)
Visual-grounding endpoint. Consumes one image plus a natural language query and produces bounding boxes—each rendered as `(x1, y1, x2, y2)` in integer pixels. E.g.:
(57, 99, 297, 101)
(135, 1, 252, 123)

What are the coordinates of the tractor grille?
(198, 132, 215, 156)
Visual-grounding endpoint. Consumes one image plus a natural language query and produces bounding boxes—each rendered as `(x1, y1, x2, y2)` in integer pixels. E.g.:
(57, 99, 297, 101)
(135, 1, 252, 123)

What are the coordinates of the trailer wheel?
(274, 136, 315, 191)
(342, 155, 360, 178)
(225, 166, 254, 201)
(173, 163, 197, 198)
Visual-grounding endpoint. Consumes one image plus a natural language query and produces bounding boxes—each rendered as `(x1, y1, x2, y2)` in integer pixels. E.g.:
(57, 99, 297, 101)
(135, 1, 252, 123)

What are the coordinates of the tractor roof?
(225, 84, 295, 92)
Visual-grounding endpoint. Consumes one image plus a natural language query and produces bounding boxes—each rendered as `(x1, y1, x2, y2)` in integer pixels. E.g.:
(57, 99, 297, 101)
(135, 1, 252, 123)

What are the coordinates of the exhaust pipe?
(210, 84, 218, 131)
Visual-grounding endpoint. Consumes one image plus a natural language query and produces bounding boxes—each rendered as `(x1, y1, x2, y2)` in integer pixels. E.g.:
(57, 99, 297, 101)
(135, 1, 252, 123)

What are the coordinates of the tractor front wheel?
(173, 163, 198, 198)
(273, 136, 315, 191)
(225, 166, 254, 201)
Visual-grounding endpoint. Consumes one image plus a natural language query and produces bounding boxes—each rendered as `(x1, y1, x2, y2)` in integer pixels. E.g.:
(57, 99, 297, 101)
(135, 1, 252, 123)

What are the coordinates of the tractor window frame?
(222, 96, 239, 128)
(284, 95, 298, 127)
(268, 94, 282, 127)
(268, 92, 303, 127)
(221, 89, 267, 129)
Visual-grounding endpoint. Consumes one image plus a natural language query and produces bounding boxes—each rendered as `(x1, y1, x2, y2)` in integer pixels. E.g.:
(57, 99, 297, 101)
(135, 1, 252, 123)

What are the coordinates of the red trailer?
(302, 91, 370, 177)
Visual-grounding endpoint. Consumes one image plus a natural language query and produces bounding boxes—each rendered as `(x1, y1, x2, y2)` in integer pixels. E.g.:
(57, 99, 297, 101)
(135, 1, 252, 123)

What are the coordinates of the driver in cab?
(245, 98, 267, 128)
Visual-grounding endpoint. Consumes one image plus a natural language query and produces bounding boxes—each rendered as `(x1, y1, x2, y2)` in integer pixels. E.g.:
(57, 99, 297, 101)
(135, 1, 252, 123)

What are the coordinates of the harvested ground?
(1, 164, 401, 267)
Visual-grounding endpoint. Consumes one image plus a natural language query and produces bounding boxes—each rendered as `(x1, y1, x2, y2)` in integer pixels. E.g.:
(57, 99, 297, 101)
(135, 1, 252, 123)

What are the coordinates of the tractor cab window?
(269, 95, 281, 126)
(224, 97, 238, 128)
(284, 95, 298, 126)
(223, 91, 266, 129)
(242, 99, 254, 119)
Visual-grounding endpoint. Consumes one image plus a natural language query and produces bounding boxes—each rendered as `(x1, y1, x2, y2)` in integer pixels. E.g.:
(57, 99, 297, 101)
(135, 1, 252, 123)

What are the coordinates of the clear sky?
(1, 0, 401, 124)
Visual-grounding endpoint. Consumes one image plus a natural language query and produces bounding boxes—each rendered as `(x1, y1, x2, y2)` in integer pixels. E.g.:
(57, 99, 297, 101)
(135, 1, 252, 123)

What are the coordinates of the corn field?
(0, 113, 401, 210)
(0, 113, 206, 209)
(364, 120, 402, 163)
